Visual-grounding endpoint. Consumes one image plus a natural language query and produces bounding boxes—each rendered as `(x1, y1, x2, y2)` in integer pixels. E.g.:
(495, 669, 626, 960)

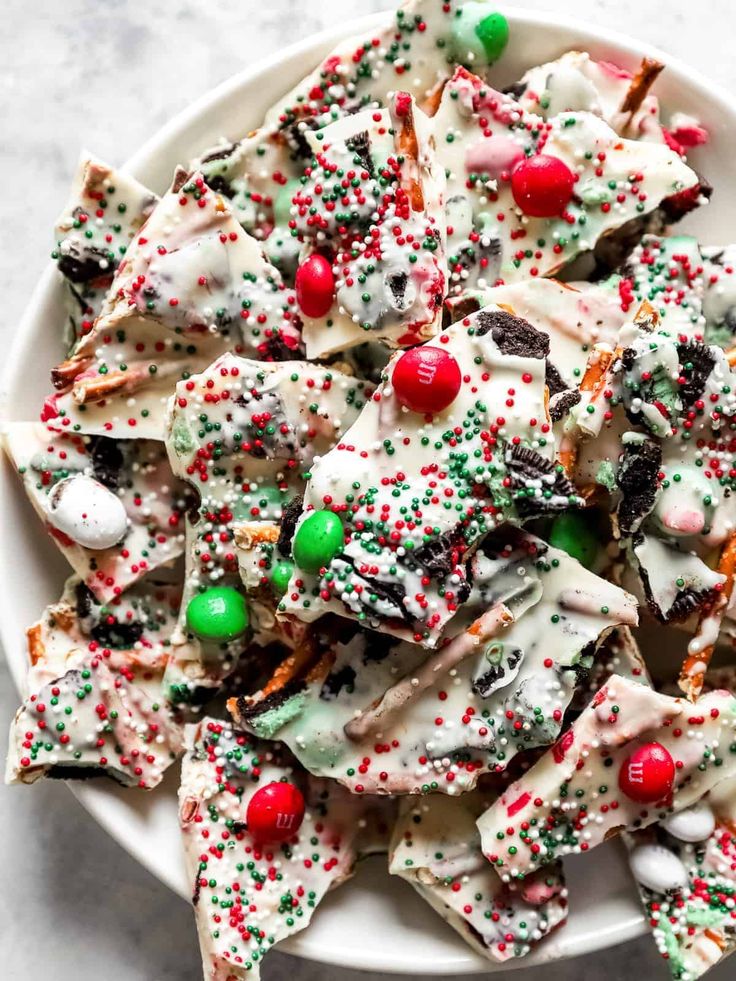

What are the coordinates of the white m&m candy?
(48, 474, 128, 550)
(661, 801, 716, 843)
(629, 843, 688, 894)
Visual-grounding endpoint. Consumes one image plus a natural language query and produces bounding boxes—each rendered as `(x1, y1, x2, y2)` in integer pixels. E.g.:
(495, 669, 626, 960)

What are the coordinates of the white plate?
(2, 6, 735, 974)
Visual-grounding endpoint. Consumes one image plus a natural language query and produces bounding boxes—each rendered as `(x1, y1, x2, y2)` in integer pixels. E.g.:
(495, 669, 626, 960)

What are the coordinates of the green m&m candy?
(452, 4, 509, 66)
(271, 559, 295, 595)
(475, 11, 509, 63)
(549, 511, 600, 569)
(186, 586, 249, 642)
(292, 509, 344, 574)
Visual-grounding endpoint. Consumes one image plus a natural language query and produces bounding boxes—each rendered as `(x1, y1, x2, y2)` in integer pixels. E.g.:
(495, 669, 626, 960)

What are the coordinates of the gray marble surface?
(2, 1, 736, 978)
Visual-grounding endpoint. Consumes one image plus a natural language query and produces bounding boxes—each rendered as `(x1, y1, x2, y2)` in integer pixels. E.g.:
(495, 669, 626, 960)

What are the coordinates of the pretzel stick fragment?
(558, 344, 616, 476)
(679, 531, 736, 701)
(260, 638, 320, 699)
(620, 57, 665, 116)
(72, 359, 183, 404)
(344, 602, 515, 742)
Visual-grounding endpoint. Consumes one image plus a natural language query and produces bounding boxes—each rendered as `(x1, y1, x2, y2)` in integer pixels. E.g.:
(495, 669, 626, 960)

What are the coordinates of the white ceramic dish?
(2, 6, 735, 974)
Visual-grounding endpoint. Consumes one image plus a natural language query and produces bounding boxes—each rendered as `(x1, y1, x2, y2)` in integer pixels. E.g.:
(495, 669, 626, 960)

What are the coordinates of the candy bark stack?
(7, 3, 736, 978)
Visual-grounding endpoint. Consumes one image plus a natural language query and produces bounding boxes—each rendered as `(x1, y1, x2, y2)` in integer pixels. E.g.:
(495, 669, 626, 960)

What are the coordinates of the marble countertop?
(2, 1, 735, 978)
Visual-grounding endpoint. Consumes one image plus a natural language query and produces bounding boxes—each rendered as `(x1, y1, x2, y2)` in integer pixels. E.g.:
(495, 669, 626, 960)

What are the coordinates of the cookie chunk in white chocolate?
(446, 277, 629, 389)
(3, 423, 190, 602)
(53, 154, 158, 341)
(193, 0, 511, 241)
(476, 675, 736, 879)
(292, 92, 447, 358)
(6, 575, 183, 788)
(623, 785, 736, 980)
(179, 719, 370, 980)
(389, 791, 567, 960)
(558, 300, 736, 646)
(280, 307, 579, 647)
(234, 530, 636, 794)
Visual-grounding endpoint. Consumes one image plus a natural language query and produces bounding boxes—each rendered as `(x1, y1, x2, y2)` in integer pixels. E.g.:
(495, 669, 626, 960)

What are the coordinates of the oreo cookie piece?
(320, 665, 357, 700)
(676, 341, 716, 409)
(281, 117, 320, 159)
(616, 437, 662, 537)
(345, 130, 376, 178)
(56, 242, 114, 284)
(231, 678, 308, 736)
(89, 617, 144, 650)
(472, 642, 524, 698)
(545, 360, 568, 396)
(503, 79, 528, 99)
(549, 389, 581, 423)
(203, 173, 235, 199)
(89, 435, 125, 490)
(199, 141, 241, 165)
(277, 495, 303, 557)
(504, 444, 579, 518)
(413, 528, 467, 581)
(475, 309, 550, 359)
(631, 533, 722, 622)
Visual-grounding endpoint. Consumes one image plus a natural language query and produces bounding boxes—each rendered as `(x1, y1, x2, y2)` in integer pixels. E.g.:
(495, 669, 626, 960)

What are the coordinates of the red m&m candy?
(511, 155, 576, 218)
(618, 741, 675, 803)
(246, 781, 306, 843)
(392, 346, 461, 414)
(295, 254, 335, 318)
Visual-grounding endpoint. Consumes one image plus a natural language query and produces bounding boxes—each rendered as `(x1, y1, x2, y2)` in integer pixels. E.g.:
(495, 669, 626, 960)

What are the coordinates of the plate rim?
(2, 4, 735, 973)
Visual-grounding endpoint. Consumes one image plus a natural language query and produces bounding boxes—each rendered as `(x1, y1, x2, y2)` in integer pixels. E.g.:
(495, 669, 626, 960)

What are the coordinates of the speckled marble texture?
(2, 1, 736, 978)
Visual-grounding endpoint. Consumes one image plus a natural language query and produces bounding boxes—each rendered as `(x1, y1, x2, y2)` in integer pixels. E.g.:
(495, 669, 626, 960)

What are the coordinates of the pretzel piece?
(620, 57, 664, 116)
(344, 602, 514, 742)
(679, 531, 736, 701)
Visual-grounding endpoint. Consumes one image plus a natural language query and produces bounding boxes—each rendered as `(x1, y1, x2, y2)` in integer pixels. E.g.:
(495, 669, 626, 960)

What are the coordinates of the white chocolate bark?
(6, 575, 183, 788)
(432, 67, 699, 295)
(476, 675, 736, 878)
(237, 531, 636, 794)
(3, 423, 189, 602)
(295, 93, 447, 357)
(193, 0, 507, 241)
(623, 785, 736, 980)
(179, 719, 369, 980)
(390, 790, 567, 960)
(281, 305, 575, 646)
(53, 153, 158, 341)
(48, 171, 302, 439)
(162, 355, 368, 702)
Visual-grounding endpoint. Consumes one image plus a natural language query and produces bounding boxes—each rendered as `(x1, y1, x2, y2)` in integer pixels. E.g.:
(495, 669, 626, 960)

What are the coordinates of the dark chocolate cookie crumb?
(616, 438, 662, 537)
(475, 309, 550, 360)
(277, 495, 303, 557)
(549, 388, 581, 422)
(676, 341, 716, 409)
